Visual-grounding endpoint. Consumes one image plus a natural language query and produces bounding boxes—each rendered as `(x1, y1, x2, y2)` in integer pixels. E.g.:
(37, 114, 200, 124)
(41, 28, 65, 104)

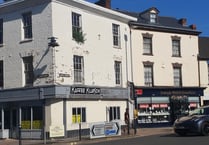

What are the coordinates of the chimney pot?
(190, 24, 197, 30)
(95, 0, 111, 9)
(179, 18, 187, 26)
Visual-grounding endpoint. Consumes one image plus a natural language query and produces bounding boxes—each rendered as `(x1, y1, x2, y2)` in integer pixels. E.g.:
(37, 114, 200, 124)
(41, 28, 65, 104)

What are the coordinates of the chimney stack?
(95, 0, 111, 9)
(179, 18, 187, 26)
(190, 24, 197, 30)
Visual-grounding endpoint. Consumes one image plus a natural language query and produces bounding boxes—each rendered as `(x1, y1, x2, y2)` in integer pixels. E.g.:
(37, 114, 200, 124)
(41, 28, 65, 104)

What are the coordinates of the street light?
(48, 37, 59, 84)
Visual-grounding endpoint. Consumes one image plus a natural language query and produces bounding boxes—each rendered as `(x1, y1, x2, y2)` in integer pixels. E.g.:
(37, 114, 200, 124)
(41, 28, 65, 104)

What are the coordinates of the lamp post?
(48, 37, 59, 84)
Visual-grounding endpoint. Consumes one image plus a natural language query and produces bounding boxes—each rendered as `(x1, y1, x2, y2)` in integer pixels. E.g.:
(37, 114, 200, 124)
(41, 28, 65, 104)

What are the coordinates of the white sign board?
(49, 125, 64, 138)
(90, 122, 121, 139)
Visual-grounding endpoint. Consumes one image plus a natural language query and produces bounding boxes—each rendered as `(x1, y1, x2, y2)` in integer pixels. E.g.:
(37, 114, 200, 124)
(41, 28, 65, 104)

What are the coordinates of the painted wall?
(131, 29, 200, 87)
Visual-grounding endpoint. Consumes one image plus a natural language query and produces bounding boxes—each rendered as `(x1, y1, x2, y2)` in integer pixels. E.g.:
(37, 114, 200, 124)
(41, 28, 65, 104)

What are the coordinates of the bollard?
(18, 124, 22, 145)
(79, 123, 81, 141)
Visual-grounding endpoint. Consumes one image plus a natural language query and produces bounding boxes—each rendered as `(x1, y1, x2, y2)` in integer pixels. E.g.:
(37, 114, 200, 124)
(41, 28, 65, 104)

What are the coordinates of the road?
(84, 133, 209, 145)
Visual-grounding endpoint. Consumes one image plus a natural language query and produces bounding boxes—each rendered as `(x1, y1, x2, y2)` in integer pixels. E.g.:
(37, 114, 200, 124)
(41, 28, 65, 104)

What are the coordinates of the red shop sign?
(160, 104, 168, 108)
(139, 104, 149, 108)
(152, 104, 160, 108)
(135, 89, 143, 95)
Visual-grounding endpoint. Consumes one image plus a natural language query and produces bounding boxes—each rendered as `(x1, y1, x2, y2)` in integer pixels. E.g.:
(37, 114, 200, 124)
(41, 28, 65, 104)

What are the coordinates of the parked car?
(173, 105, 209, 136)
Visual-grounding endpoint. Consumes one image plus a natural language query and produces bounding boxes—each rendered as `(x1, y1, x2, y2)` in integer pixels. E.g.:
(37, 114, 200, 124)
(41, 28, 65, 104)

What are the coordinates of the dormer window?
(150, 13, 157, 23)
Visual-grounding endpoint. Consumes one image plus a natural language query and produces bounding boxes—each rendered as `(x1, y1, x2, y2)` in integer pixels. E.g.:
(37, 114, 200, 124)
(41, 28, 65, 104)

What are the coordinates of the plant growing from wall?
(73, 28, 86, 44)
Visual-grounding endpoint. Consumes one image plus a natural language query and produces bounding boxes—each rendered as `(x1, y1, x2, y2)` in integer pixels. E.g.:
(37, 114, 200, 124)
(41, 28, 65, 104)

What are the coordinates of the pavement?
(0, 127, 174, 145)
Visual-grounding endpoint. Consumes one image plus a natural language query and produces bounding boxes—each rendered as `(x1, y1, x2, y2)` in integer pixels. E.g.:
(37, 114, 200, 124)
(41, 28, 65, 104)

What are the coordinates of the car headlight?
(191, 117, 201, 122)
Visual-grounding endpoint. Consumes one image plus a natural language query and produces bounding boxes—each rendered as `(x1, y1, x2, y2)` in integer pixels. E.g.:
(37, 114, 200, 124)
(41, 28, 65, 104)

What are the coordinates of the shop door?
(170, 96, 189, 124)
(10, 109, 18, 138)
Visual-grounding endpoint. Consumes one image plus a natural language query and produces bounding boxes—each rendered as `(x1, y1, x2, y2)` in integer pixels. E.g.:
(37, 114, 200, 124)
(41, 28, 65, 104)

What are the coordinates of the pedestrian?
(133, 109, 138, 134)
(124, 108, 130, 134)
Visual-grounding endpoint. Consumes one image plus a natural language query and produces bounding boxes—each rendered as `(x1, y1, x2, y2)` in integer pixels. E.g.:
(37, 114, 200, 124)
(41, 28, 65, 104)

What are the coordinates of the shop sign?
(152, 104, 160, 108)
(190, 103, 197, 107)
(90, 122, 121, 139)
(71, 87, 101, 94)
(139, 104, 149, 108)
(135, 89, 143, 95)
(160, 104, 168, 108)
(49, 125, 64, 138)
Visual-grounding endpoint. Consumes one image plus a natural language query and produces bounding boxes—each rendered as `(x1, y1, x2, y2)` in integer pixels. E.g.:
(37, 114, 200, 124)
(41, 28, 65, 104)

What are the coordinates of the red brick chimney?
(179, 18, 187, 26)
(95, 0, 111, 9)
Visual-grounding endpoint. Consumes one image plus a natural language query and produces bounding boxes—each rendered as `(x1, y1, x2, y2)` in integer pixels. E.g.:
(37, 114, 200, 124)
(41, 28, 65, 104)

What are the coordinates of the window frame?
(72, 107, 86, 123)
(72, 12, 82, 38)
(22, 12, 33, 40)
(23, 56, 34, 87)
(0, 60, 3, 88)
(114, 61, 122, 85)
(112, 23, 121, 47)
(142, 33, 153, 55)
(109, 106, 120, 121)
(0, 19, 3, 44)
(173, 66, 182, 87)
(73, 55, 84, 83)
(172, 36, 181, 57)
(150, 13, 157, 23)
(143, 62, 154, 87)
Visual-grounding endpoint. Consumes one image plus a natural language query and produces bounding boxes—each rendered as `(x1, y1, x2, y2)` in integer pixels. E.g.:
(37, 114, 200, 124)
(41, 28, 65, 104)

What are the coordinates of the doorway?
(170, 96, 189, 124)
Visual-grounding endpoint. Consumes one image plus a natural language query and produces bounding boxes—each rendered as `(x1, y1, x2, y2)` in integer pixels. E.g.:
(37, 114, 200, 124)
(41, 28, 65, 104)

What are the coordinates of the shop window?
(32, 107, 43, 129)
(0, 110, 2, 129)
(21, 106, 43, 129)
(72, 107, 86, 123)
(109, 106, 120, 121)
(21, 107, 31, 129)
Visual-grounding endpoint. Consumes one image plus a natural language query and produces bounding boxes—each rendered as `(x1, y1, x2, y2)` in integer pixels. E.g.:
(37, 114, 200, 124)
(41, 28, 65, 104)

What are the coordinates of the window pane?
(143, 37, 152, 54)
(0, 19, 3, 44)
(112, 24, 120, 47)
(172, 40, 180, 56)
(21, 107, 31, 129)
(144, 66, 153, 86)
(33, 107, 43, 129)
(72, 107, 86, 123)
(22, 12, 32, 39)
(73, 55, 84, 83)
(23, 56, 34, 86)
(109, 106, 120, 121)
(173, 67, 182, 86)
(72, 12, 82, 39)
(115, 61, 121, 85)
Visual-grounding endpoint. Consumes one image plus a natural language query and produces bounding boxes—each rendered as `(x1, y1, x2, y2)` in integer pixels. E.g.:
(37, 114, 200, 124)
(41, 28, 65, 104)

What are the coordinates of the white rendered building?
(0, 0, 136, 139)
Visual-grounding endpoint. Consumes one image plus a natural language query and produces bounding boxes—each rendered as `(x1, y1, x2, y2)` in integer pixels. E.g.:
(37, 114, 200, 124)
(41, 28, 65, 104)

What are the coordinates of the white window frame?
(22, 12, 32, 39)
(73, 55, 84, 83)
(112, 24, 120, 47)
(114, 61, 122, 85)
(144, 65, 153, 87)
(72, 107, 86, 123)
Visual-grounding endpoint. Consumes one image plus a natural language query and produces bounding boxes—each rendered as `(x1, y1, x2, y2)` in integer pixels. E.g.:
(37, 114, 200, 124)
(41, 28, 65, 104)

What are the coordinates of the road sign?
(90, 122, 121, 139)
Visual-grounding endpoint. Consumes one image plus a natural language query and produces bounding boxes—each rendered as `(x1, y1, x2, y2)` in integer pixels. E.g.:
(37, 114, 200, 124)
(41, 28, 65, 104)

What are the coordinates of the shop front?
(135, 87, 204, 126)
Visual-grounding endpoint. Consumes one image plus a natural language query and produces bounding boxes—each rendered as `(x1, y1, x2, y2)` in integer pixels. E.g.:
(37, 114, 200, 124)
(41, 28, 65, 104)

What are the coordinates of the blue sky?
(0, 0, 208, 36)
(86, 0, 209, 36)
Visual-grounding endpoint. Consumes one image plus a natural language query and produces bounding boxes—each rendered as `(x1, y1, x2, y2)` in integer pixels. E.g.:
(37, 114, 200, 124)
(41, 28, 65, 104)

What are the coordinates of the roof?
(199, 37, 209, 60)
(116, 8, 201, 35)
(0, 0, 137, 23)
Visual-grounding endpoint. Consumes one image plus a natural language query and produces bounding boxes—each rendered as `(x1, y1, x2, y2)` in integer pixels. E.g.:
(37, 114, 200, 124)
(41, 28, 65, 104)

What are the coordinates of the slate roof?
(116, 8, 201, 35)
(199, 37, 209, 60)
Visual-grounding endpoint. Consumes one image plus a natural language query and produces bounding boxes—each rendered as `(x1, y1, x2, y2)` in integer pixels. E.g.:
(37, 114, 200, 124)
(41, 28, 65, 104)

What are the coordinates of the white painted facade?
(131, 30, 200, 87)
(0, 0, 137, 139)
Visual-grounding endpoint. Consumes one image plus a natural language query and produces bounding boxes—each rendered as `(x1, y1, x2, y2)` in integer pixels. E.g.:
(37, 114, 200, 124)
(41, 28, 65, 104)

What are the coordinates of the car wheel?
(201, 122, 209, 136)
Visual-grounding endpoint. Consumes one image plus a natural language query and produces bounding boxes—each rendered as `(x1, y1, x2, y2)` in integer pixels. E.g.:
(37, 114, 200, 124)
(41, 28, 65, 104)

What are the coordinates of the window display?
(138, 103, 170, 123)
